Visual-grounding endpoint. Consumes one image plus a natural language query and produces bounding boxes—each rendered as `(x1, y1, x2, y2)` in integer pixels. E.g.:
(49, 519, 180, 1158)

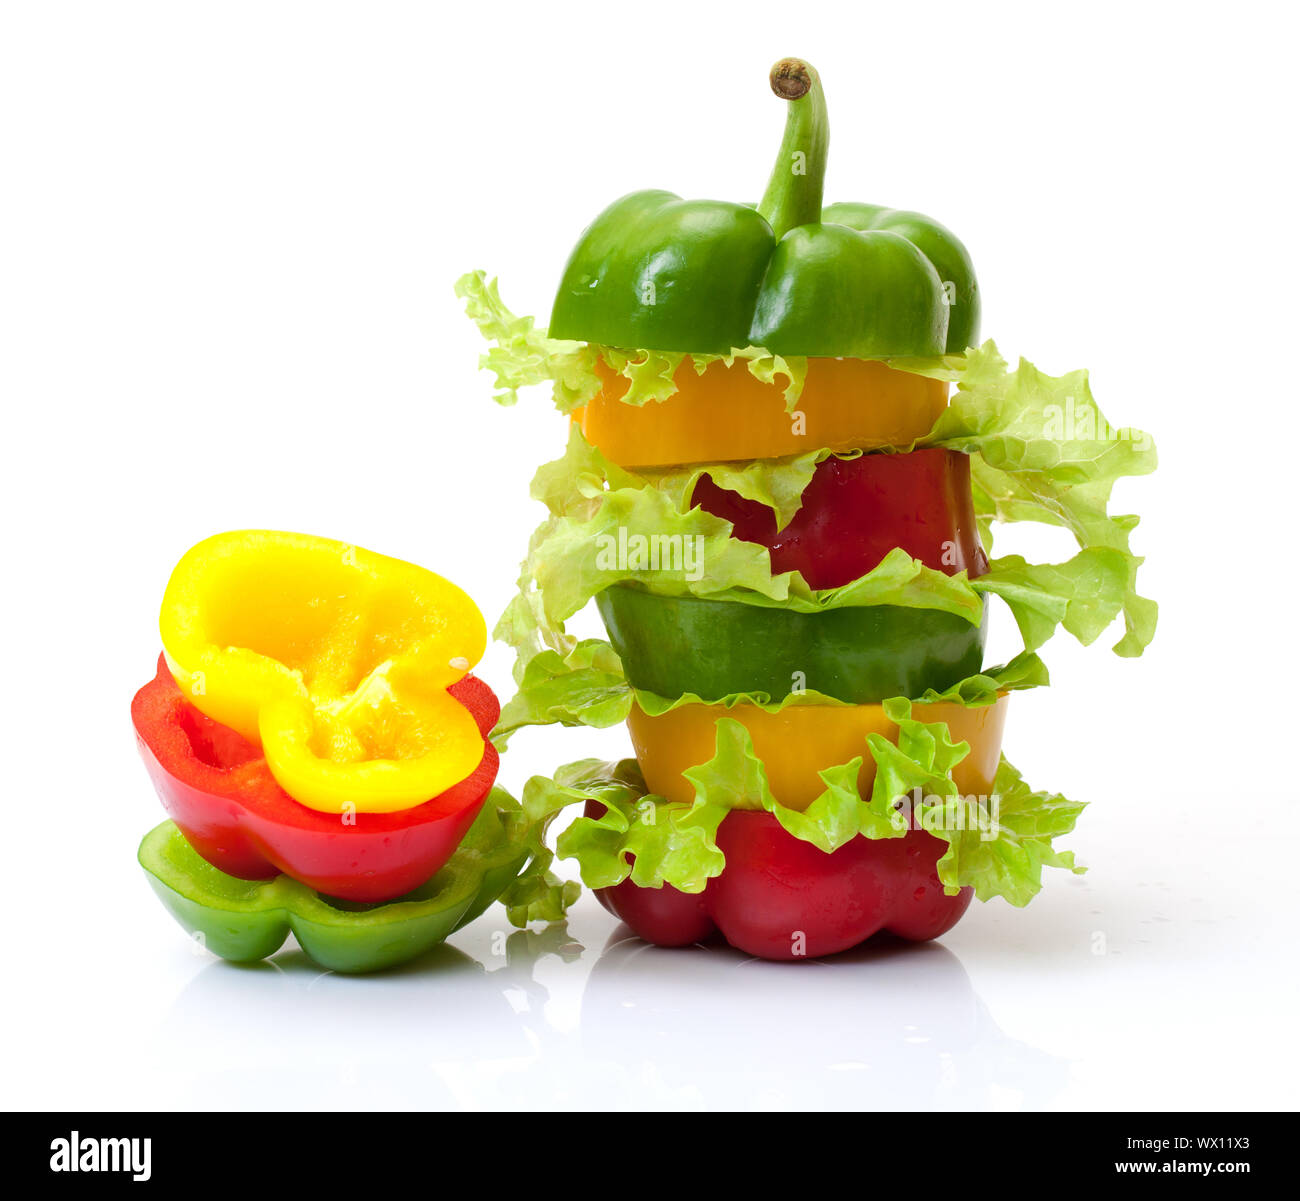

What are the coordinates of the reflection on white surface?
(577, 931, 1065, 1109)
(156, 902, 1065, 1110)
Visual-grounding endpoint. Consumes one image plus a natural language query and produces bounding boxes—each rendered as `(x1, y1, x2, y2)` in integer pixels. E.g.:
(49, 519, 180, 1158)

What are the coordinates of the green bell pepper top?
(548, 58, 979, 358)
(139, 788, 541, 974)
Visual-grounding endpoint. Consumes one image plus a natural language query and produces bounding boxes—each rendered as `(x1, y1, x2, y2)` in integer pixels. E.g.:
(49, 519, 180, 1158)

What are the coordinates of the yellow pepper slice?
(573, 356, 948, 468)
(160, 530, 487, 814)
(626, 696, 1008, 811)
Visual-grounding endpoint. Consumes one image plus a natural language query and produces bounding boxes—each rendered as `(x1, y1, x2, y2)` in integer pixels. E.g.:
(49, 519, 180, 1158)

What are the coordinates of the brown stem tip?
(769, 58, 812, 101)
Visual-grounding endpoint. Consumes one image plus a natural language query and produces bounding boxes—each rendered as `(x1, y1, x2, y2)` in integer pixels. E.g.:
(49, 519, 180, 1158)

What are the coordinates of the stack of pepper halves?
(132, 530, 562, 972)
(461, 58, 1157, 960)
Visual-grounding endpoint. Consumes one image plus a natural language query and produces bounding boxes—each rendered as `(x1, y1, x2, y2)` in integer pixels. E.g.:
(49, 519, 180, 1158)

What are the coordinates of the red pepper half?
(132, 655, 500, 903)
(692, 448, 988, 590)
(590, 803, 971, 960)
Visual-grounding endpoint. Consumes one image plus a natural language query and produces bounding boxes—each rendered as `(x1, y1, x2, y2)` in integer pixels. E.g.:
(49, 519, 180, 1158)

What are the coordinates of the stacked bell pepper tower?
(130, 60, 1156, 972)
(462, 58, 1157, 960)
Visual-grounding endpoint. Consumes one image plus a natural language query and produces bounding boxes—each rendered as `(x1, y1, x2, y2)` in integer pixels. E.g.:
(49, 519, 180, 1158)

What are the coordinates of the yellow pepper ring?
(572, 356, 948, 469)
(626, 696, 1008, 811)
(160, 530, 487, 815)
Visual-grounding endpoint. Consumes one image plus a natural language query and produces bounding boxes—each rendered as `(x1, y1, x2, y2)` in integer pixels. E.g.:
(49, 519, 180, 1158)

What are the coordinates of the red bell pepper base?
(692, 448, 989, 590)
(132, 655, 500, 903)
(593, 808, 972, 961)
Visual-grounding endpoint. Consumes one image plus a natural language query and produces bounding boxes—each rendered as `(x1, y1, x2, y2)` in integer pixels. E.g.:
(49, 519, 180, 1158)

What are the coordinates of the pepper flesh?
(593, 810, 972, 960)
(625, 695, 1008, 811)
(138, 788, 534, 973)
(692, 448, 989, 589)
(597, 586, 986, 704)
(160, 530, 486, 814)
(573, 357, 947, 468)
(132, 654, 500, 903)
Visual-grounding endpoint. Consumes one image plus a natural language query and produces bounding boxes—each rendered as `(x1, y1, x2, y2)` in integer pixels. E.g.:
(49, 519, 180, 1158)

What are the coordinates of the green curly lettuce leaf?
(866, 697, 972, 819)
(684, 718, 906, 851)
(545, 703, 1084, 906)
(913, 650, 1049, 706)
(457, 270, 808, 412)
(936, 756, 1088, 905)
(598, 346, 808, 411)
(600, 347, 685, 406)
(635, 652, 1048, 715)
(915, 342, 1157, 656)
(645, 448, 839, 533)
(495, 772, 587, 926)
(453, 271, 601, 411)
(696, 346, 808, 412)
(635, 685, 851, 715)
(527, 421, 838, 533)
(493, 624, 1048, 747)
(975, 548, 1131, 652)
(551, 759, 728, 892)
(874, 698, 1086, 902)
(492, 640, 633, 751)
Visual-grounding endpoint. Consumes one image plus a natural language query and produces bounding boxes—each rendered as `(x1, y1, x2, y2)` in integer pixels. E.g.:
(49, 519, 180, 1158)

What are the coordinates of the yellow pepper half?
(159, 530, 487, 814)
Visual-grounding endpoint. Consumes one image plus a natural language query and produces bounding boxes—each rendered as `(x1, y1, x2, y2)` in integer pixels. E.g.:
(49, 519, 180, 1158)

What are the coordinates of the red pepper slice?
(589, 804, 971, 960)
(692, 447, 989, 590)
(132, 655, 500, 903)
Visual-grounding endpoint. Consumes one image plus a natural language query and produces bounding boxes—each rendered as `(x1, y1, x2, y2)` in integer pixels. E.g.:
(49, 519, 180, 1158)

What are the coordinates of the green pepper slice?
(138, 788, 532, 974)
(596, 586, 987, 704)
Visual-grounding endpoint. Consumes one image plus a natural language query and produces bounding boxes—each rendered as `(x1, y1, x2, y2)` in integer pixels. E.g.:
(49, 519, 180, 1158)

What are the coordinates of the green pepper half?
(138, 788, 532, 973)
(596, 586, 987, 704)
(548, 58, 978, 358)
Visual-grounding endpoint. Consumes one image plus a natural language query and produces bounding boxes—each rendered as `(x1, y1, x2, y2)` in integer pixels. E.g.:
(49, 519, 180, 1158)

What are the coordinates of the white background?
(2, 0, 1296, 1111)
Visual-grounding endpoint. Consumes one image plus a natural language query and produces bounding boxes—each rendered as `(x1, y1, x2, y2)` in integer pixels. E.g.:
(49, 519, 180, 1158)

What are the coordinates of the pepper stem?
(757, 58, 829, 241)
